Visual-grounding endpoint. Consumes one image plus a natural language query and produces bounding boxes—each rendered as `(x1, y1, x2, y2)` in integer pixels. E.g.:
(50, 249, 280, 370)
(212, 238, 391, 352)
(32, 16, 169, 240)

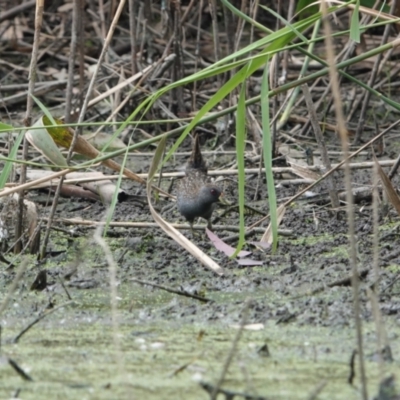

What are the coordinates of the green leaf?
(30, 94, 57, 126)
(296, 0, 319, 17)
(350, 0, 361, 43)
(0, 122, 14, 133)
(0, 129, 24, 189)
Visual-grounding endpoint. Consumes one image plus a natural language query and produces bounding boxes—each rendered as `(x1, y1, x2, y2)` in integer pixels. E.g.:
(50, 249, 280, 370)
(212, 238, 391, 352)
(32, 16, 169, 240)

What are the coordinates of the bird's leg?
(206, 219, 213, 231)
(189, 221, 197, 237)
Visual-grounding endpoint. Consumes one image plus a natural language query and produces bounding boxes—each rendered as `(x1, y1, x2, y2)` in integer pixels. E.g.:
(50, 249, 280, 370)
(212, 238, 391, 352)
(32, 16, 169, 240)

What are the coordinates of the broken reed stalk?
(321, 2, 367, 399)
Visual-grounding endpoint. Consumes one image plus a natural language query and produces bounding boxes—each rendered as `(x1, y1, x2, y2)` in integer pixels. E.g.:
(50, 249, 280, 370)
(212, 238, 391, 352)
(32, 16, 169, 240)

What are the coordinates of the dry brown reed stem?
(0, 0, 36, 22)
(192, 0, 204, 110)
(171, 0, 185, 114)
(128, 0, 137, 74)
(321, 1, 367, 398)
(353, 0, 398, 144)
(17, 0, 44, 254)
(0, 168, 76, 198)
(370, 164, 384, 375)
(209, 0, 221, 85)
(65, 0, 79, 123)
(40, 0, 83, 260)
(302, 84, 339, 208)
(248, 118, 400, 230)
(0, 158, 395, 201)
(77, 0, 127, 126)
(45, 218, 292, 235)
(372, 163, 380, 294)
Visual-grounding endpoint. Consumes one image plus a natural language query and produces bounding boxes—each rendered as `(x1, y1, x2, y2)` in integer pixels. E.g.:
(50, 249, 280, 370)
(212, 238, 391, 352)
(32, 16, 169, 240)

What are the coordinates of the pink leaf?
(206, 228, 252, 258)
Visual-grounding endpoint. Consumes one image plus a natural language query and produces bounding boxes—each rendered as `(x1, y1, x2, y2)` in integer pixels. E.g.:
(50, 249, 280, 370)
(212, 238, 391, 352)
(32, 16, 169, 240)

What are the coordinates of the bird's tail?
(186, 134, 208, 174)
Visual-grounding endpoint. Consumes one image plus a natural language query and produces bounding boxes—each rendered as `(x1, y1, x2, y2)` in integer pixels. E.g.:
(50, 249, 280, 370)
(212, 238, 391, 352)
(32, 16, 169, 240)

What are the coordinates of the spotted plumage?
(176, 135, 222, 231)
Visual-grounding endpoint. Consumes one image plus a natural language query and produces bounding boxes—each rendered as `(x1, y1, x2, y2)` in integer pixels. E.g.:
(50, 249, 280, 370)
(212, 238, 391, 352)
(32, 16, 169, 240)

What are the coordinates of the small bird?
(177, 135, 222, 232)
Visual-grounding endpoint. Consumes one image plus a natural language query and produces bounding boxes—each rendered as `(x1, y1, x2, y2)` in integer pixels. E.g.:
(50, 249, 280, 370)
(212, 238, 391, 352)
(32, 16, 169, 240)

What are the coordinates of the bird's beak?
(218, 193, 230, 205)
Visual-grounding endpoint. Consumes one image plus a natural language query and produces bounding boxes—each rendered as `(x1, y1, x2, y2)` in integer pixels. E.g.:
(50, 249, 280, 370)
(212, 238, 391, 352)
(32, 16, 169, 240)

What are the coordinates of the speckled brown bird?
(177, 135, 222, 232)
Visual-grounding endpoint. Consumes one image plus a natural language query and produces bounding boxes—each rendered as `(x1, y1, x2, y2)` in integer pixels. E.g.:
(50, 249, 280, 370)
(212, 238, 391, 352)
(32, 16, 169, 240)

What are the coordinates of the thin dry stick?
(370, 164, 384, 378)
(353, 0, 398, 144)
(77, 0, 126, 125)
(40, 173, 76, 259)
(321, 2, 367, 399)
(297, 11, 371, 135)
(302, 84, 339, 208)
(374, 32, 400, 87)
(131, 278, 213, 303)
(17, 0, 44, 254)
(48, 218, 292, 235)
(40, 0, 82, 259)
(208, 0, 221, 83)
(13, 301, 74, 343)
(0, 0, 36, 23)
(211, 299, 251, 400)
(64, 0, 79, 123)
(234, 0, 247, 54)
(171, 0, 185, 114)
(90, 59, 163, 137)
(192, 0, 204, 110)
(223, 0, 234, 59)
(282, 0, 295, 84)
(77, 0, 85, 108)
(248, 118, 400, 230)
(128, 0, 137, 75)
(372, 163, 380, 294)
(10, 157, 400, 185)
(249, 0, 259, 49)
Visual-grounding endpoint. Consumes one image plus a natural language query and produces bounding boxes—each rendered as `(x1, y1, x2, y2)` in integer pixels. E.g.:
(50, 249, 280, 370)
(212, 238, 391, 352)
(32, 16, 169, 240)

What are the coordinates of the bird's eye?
(210, 189, 216, 195)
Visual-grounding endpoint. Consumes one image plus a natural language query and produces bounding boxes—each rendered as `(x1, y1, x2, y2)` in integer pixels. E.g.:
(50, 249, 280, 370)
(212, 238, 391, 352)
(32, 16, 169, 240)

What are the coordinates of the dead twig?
(249, 117, 400, 230)
(302, 83, 339, 208)
(131, 278, 213, 303)
(211, 298, 251, 400)
(13, 301, 74, 343)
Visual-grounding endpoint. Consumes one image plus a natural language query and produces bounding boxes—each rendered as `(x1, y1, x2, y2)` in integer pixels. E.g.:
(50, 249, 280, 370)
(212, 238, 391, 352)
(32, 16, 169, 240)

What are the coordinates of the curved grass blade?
(261, 62, 278, 252)
(0, 129, 24, 189)
(350, 0, 361, 43)
(147, 138, 224, 276)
